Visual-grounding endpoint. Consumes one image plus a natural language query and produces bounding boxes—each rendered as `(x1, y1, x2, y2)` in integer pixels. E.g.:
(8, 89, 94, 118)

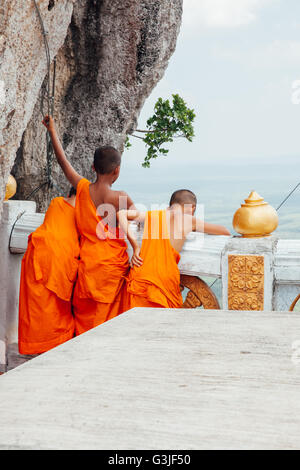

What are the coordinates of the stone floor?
(0, 308, 300, 450)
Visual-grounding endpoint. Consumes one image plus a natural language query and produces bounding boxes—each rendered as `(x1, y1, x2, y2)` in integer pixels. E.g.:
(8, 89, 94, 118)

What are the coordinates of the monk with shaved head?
(43, 116, 135, 335)
(118, 189, 230, 309)
(169, 189, 197, 207)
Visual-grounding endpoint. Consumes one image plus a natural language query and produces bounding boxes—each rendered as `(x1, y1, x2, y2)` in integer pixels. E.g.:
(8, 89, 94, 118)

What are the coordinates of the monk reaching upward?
(43, 116, 135, 335)
(18, 188, 80, 355)
(117, 189, 231, 309)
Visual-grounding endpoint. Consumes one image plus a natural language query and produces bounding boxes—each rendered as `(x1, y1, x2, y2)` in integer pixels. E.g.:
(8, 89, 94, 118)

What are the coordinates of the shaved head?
(94, 146, 121, 175)
(169, 189, 197, 207)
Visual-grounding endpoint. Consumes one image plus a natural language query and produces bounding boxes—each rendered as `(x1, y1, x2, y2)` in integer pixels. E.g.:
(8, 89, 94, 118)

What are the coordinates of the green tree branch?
(125, 94, 196, 168)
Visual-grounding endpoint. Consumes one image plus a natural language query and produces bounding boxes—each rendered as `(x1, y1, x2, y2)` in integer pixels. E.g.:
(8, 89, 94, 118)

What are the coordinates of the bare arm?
(42, 116, 82, 188)
(117, 210, 146, 267)
(193, 217, 231, 236)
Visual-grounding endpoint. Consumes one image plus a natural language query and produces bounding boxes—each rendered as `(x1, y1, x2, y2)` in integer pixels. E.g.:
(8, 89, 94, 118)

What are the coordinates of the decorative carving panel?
(228, 255, 264, 311)
(180, 275, 220, 310)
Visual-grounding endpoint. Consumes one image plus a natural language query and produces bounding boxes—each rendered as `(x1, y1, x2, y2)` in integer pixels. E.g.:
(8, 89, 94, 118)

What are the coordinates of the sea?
(116, 159, 300, 239)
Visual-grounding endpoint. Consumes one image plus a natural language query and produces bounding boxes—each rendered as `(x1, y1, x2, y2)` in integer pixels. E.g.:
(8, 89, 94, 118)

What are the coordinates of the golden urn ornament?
(4, 175, 17, 201)
(233, 190, 278, 238)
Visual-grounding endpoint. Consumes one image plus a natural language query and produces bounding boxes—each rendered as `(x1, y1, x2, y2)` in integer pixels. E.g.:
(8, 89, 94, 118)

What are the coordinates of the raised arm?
(193, 217, 231, 236)
(42, 115, 82, 189)
(117, 210, 146, 267)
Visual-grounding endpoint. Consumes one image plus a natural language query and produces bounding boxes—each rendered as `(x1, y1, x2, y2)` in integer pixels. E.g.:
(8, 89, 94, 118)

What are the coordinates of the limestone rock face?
(12, 0, 183, 210)
(0, 0, 74, 216)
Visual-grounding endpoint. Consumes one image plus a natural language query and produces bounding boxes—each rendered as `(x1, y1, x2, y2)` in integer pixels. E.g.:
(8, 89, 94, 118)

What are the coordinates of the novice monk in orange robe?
(117, 189, 230, 309)
(43, 116, 135, 335)
(18, 188, 80, 355)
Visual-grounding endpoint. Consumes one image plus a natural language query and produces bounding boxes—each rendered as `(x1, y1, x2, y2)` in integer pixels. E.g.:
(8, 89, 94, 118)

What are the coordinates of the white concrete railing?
(1, 200, 300, 371)
(10, 213, 229, 277)
(9, 209, 300, 286)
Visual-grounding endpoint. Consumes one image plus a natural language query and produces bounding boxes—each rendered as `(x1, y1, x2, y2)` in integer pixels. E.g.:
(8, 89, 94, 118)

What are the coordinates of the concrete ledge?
(0, 308, 300, 450)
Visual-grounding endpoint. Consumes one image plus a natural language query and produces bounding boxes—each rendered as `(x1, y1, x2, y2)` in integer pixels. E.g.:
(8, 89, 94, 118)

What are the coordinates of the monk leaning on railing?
(117, 189, 230, 309)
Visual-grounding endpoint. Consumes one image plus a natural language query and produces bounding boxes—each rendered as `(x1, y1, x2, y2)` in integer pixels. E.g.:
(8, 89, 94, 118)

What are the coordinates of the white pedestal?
(0, 201, 36, 372)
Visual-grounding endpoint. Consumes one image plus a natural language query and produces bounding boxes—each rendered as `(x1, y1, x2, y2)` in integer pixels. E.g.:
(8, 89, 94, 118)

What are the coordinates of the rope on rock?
(25, 0, 63, 200)
(8, 1, 64, 254)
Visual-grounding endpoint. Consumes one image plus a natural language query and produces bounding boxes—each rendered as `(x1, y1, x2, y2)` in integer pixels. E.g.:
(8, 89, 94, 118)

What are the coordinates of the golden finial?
(4, 175, 17, 201)
(233, 190, 278, 238)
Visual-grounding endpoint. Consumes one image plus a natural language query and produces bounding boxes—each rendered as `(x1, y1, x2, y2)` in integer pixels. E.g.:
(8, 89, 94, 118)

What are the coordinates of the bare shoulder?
(109, 189, 135, 210)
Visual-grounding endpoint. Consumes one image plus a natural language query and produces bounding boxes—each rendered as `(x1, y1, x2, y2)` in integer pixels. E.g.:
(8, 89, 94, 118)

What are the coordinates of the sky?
(122, 0, 300, 172)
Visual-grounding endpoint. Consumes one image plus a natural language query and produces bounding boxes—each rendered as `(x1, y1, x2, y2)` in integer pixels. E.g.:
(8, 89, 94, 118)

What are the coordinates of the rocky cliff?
(0, 0, 75, 215)
(3, 0, 183, 211)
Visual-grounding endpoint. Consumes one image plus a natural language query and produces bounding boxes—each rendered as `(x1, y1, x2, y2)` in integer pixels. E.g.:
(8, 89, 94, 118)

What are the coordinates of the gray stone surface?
(0, 308, 300, 450)
(12, 0, 183, 210)
(0, 0, 74, 217)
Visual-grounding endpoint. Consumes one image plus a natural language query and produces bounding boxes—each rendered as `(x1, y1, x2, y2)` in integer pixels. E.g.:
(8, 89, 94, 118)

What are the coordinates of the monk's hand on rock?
(42, 115, 55, 132)
(131, 247, 143, 268)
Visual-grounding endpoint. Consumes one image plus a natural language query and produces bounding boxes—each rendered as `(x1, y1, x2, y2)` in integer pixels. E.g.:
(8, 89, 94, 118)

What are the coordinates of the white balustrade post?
(0, 200, 36, 372)
(221, 236, 278, 312)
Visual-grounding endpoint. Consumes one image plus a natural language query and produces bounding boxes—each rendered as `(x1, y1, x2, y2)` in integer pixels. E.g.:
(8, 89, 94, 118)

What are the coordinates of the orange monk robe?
(127, 210, 183, 309)
(18, 197, 80, 355)
(72, 178, 130, 335)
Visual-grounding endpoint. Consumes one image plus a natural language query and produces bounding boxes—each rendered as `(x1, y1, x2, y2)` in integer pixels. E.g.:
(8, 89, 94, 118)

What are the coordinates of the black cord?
(276, 182, 300, 211)
(31, 0, 58, 197)
(8, 211, 26, 254)
(210, 278, 218, 288)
